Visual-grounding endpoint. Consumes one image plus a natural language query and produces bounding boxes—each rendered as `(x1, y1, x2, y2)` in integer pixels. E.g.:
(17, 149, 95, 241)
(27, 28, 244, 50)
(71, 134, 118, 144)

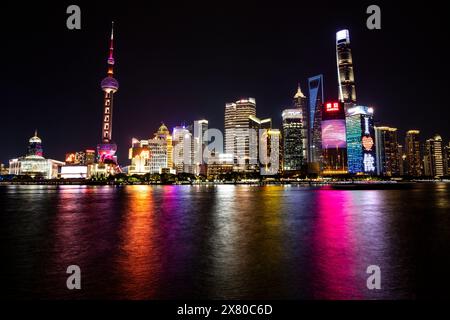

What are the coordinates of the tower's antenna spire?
(294, 82, 305, 98)
(107, 21, 115, 75)
(111, 21, 114, 41)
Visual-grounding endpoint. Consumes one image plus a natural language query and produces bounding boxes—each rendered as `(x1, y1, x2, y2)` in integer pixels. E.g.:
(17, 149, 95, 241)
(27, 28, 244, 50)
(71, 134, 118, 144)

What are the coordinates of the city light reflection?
(116, 186, 160, 299)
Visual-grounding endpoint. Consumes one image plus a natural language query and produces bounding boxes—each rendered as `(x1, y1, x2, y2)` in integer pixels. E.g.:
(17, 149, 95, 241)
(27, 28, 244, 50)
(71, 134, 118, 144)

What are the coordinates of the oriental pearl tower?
(97, 22, 119, 164)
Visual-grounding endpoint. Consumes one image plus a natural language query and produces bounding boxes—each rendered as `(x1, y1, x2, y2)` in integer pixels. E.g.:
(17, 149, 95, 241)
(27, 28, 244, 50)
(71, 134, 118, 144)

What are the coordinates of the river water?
(1, 183, 449, 299)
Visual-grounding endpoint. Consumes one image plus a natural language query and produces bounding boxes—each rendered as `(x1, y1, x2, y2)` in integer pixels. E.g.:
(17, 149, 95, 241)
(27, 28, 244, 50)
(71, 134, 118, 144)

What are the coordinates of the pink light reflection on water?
(311, 189, 364, 299)
(51, 185, 119, 298)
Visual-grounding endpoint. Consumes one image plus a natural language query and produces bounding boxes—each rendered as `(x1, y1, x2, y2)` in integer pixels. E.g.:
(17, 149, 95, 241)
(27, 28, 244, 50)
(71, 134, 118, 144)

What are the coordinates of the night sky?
(1, 1, 448, 165)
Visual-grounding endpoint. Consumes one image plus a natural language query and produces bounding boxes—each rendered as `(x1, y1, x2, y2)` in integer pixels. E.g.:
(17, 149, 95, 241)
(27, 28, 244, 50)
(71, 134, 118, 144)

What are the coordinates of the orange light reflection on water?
(117, 185, 161, 299)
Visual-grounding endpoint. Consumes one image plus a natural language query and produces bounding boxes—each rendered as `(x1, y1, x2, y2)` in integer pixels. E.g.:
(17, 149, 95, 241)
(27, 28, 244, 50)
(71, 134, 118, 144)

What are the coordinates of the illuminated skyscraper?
(282, 109, 303, 172)
(424, 134, 444, 178)
(345, 106, 376, 175)
(308, 75, 324, 164)
(249, 115, 272, 171)
(375, 126, 400, 176)
(97, 22, 119, 164)
(249, 116, 272, 130)
(224, 98, 257, 171)
(173, 125, 192, 173)
(193, 119, 208, 175)
(148, 123, 174, 174)
(405, 130, 422, 177)
(260, 129, 281, 175)
(293, 84, 308, 162)
(321, 101, 348, 175)
(444, 143, 450, 176)
(336, 29, 356, 103)
(398, 144, 406, 176)
(128, 138, 151, 175)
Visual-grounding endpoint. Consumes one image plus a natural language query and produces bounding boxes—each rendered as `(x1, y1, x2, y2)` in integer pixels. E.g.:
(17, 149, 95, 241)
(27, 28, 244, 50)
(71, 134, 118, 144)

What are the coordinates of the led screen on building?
(60, 165, 88, 179)
(322, 119, 347, 149)
(61, 166, 88, 175)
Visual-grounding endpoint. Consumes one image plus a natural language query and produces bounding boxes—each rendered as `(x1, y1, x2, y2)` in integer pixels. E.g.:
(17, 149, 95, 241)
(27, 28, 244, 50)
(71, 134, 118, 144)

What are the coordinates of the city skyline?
(2, 2, 450, 306)
(1, 2, 449, 166)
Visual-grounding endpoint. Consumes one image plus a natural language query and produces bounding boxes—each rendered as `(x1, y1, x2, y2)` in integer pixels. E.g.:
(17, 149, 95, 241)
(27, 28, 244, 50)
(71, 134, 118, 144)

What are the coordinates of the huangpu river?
(1, 183, 449, 299)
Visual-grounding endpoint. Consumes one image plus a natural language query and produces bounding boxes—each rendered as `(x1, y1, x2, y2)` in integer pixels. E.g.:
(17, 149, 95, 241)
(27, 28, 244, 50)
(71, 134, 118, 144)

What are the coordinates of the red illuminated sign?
(326, 102, 340, 112)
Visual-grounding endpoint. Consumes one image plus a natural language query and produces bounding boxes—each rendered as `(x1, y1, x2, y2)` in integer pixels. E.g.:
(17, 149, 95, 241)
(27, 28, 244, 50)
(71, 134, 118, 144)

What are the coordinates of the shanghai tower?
(336, 29, 356, 103)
